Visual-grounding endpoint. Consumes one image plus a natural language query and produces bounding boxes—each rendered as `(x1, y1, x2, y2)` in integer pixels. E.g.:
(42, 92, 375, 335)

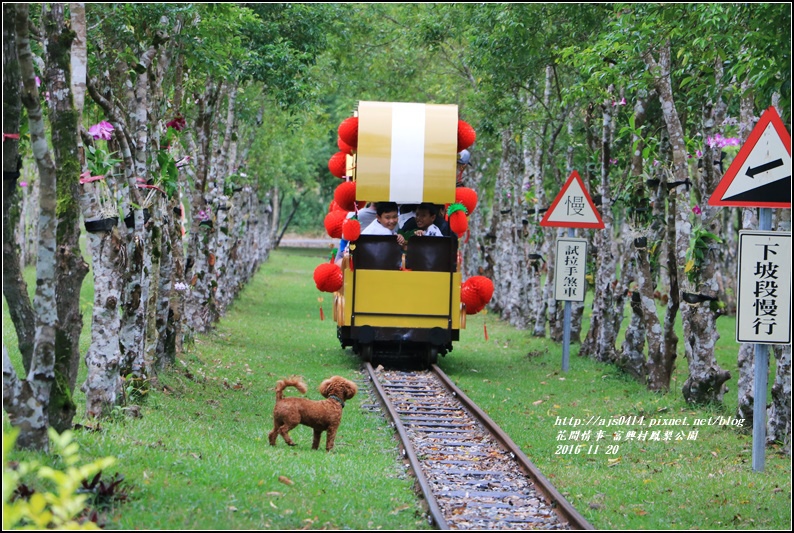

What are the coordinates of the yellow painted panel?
(354, 101, 458, 203)
(354, 270, 452, 315)
(356, 101, 392, 201)
(423, 104, 458, 204)
(356, 315, 451, 328)
(340, 257, 462, 330)
(450, 271, 461, 329)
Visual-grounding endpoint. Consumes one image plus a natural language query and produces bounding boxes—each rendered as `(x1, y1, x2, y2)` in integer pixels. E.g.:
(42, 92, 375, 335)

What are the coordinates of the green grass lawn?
(3, 247, 791, 530)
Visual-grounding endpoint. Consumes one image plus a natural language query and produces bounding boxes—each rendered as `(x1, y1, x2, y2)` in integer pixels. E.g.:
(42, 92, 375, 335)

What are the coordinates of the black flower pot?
(199, 219, 213, 229)
(682, 292, 719, 304)
(528, 253, 544, 262)
(124, 208, 151, 228)
(85, 216, 119, 233)
(634, 237, 647, 249)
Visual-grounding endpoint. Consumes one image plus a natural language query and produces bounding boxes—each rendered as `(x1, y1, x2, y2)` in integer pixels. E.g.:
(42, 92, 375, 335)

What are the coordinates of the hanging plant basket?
(124, 208, 151, 228)
(681, 292, 719, 304)
(84, 216, 119, 233)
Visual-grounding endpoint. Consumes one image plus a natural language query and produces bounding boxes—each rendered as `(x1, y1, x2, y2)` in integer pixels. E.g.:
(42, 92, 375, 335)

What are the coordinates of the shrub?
(3, 428, 116, 530)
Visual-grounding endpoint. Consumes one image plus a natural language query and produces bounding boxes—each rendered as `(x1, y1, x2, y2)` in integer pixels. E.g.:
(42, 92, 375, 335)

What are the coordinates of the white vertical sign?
(736, 231, 792, 344)
(554, 238, 588, 302)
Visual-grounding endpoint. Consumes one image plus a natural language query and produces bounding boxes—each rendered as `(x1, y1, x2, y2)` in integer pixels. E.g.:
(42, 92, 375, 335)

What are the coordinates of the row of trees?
(3, 3, 340, 449)
(447, 4, 791, 450)
(3, 4, 791, 453)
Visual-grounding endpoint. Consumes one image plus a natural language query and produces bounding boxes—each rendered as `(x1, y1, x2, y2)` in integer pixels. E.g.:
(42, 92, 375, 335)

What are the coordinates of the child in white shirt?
(412, 203, 443, 237)
(361, 202, 406, 245)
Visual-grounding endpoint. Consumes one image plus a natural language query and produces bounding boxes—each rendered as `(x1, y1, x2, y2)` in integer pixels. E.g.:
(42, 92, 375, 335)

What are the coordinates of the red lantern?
(328, 151, 348, 178)
(449, 210, 468, 237)
(314, 262, 344, 293)
(467, 276, 494, 304)
(324, 209, 348, 239)
(338, 117, 359, 150)
(457, 120, 476, 152)
(461, 281, 485, 314)
(334, 181, 359, 212)
(337, 136, 354, 155)
(455, 187, 478, 215)
(342, 217, 361, 241)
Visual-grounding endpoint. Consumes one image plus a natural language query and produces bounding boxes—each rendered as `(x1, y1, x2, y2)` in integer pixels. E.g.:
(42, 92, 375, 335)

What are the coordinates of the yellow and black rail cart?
(334, 101, 464, 367)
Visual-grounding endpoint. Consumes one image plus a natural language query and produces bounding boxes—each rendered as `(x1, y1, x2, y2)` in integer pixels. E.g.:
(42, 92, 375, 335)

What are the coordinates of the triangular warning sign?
(709, 106, 791, 208)
(540, 170, 605, 229)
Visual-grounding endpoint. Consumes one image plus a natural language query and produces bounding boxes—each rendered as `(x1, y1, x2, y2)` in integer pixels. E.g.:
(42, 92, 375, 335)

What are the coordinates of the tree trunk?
(157, 195, 186, 369)
(735, 85, 759, 426)
(490, 130, 531, 328)
(2, 4, 35, 374)
(9, 3, 59, 450)
(582, 99, 619, 362)
(459, 158, 490, 280)
(184, 80, 222, 333)
(618, 290, 646, 381)
(767, 345, 791, 454)
(42, 3, 90, 432)
(644, 42, 729, 404)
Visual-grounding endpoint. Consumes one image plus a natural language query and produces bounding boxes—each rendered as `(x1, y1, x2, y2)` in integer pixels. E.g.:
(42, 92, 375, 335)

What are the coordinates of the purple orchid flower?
(88, 120, 115, 141)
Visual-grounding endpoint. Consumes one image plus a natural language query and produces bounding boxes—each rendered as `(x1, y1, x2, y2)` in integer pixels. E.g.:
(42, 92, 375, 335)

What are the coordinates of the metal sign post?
(542, 171, 604, 372)
(555, 233, 588, 372)
(561, 228, 575, 372)
(753, 209, 771, 472)
(740, 210, 794, 472)
(710, 107, 792, 472)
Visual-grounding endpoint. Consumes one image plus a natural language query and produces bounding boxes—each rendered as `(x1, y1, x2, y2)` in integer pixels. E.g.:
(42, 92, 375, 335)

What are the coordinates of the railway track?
(364, 362, 593, 530)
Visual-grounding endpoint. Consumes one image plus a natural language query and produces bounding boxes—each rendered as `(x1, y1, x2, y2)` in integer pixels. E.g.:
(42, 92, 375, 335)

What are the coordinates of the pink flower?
(88, 120, 114, 141)
(692, 205, 702, 215)
(35, 76, 41, 87)
(19, 181, 28, 188)
(610, 158, 618, 165)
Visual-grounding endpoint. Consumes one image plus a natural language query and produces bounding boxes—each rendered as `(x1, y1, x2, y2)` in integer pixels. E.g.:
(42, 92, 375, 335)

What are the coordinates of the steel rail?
(430, 364, 594, 530)
(364, 362, 450, 529)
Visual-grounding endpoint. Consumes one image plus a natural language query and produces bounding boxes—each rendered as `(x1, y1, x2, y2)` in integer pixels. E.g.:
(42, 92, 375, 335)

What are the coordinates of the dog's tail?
(275, 376, 308, 401)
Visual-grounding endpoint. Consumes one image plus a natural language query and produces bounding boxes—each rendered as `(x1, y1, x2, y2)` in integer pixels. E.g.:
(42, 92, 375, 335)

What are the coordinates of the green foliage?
(84, 144, 122, 179)
(3, 428, 116, 530)
(685, 226, 723, 285)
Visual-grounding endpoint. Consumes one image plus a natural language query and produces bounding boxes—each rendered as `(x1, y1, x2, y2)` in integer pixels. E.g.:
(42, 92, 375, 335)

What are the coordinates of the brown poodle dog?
(268, 376, 358, 451)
